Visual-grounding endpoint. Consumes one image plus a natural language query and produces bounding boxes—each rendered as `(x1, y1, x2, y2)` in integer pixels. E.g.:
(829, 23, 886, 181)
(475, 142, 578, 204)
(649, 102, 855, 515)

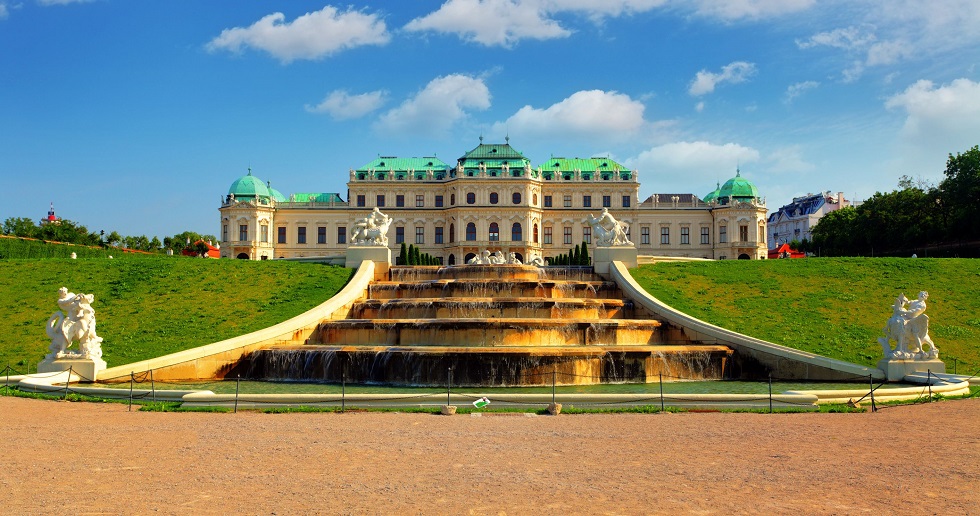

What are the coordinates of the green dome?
(718, 169, 759, 203)
(228, 170, 271, 200)
(268, 184, 287, 203)
(703, 181, 721, 203)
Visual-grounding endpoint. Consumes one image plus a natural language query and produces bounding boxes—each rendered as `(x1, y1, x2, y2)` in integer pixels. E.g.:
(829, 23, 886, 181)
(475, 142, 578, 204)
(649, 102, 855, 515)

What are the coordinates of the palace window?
(583, 226, 591, 244)
(435, 226, 444, 244)
(563, 226, 572, 245)
(544, 195, 552, 208)
(451, 194, 456, 205)
(466, 222, 476, 241)
(297, 227, 306, 244)
(223, 224, 228, 242)
(337, 226, 346, 244)
(277, 227, 286, 244)
(416, 195, 424, 208)
(415, 226, 424, 244)
(739, 225, 749, 242)
(681, 227, 690, 245)
(512, 192, 521, 204)
(660, 227, 669, 245)
(622, 195, 631, 207)
(583, 195, 592, 208)
(563, 195, 572, 208)
(238, 224, 247, 241)
(512, 222, 522, 242)
(395, 226, 404, 244)
(317, 226, 326, 244)
(544, 226, 553, 245)
(435, 195, 444, 207)
(489, 222, 499, 241)
(396, 195, 404, 207)
(533, 224, 539, 243)
(533, 194, 538, 205)
(449, 223, 455, 243)
(260, 225, 268, 243)
(641, 227, 650, 245)
(602, 195, 611, 208)
(490, 192, 498, 204)
(356, 195, 365, 207)
(467, 192, 476, 204)
(377, 195, 385, 207)
(719, 226, 727, 243)
(701, 227, 710, 244)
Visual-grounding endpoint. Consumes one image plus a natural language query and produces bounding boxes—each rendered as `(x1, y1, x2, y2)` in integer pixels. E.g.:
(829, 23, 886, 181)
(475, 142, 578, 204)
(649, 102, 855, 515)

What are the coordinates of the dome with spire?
(703, 181, 722, 204)
(228, 168, 271, 201)
(717, 169, 760, 204)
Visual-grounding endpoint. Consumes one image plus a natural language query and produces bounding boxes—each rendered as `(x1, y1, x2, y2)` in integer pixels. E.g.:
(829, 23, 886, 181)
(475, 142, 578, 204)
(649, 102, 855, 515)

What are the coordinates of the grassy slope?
(0, 257, 354, 369)
(630, 258, 980, 373)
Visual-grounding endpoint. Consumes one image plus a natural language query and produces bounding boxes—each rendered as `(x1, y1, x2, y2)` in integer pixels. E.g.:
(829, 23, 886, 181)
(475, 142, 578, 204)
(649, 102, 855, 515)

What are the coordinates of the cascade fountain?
(242, 264, 733, 386)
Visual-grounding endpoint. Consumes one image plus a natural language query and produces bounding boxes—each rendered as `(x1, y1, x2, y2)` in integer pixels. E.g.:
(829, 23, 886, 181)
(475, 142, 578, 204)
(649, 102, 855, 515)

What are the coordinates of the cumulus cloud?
(376, 74, 491, 136)
(206, 6, 389, 63)
(688, 61, 756, 96)
(404, 0, 568, 47)
(305, 90, 387, 120)
(691, 0, 815, 21)
(783, 80, 819, 103)
(885, 78, 980, 145)
(629, 141, 760, 189)
(795, 26, 876, 50)
(491, 90, 646, 142)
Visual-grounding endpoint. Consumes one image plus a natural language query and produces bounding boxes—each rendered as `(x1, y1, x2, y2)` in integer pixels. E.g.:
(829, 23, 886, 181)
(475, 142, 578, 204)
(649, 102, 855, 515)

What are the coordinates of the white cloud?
(305, 90, 387, 120)
(376, 74, 491, 136)
(629, 141, 760, 189)
(885, 78, 980, 145)
(795, 26, 876, 50)
(784, 80, 819, 103)
(688, 61, 756, 96)
(865, 39, 913, 66)
(763, 146, 815, 174)
(0, 3, 8, 20)
(492, 90, 646, 141)
(404, 0, 569, 47)
(694, 101, 705, 112)
(38, 0, 94, 4)
(206, 6, 389, 63)
(691, 0, 815, 21)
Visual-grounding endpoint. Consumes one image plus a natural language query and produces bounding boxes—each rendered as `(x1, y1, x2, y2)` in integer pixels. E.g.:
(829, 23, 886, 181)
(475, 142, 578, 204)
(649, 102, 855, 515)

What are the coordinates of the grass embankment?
(630, 258, 980, 373)
(0, 256, 355, 369)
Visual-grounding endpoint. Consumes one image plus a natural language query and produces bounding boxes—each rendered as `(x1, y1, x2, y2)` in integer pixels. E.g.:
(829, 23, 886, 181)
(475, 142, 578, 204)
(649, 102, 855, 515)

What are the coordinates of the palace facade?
(219, 140, 768, 263)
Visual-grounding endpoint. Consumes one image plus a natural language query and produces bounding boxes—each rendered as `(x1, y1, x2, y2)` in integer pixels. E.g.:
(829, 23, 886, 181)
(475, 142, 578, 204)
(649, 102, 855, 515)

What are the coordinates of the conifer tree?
(580, 241, 590, 266)
(572, 245, 580, 265)
(399, 242, 408, 265)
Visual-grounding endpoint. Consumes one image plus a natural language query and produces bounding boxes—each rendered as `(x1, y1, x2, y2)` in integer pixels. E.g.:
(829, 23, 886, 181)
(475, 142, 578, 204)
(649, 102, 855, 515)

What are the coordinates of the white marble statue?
(879, 291, 938, 360)
(506, 252, 522, 265)
(349, 208, 392, 246)
(45, 287, 104, 361)
(467, 250, 491, 265)
(587, 208, 632, 247)
(526, 252, 546, 267)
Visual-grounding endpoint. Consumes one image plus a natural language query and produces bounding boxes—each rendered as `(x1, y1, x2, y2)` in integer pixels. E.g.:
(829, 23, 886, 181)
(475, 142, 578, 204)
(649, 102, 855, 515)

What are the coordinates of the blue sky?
(3, 0, 979, 240)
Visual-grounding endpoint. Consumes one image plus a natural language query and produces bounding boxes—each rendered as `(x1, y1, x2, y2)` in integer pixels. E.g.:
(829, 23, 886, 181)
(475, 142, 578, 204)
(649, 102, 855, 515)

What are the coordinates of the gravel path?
(1, 396, 977, 514)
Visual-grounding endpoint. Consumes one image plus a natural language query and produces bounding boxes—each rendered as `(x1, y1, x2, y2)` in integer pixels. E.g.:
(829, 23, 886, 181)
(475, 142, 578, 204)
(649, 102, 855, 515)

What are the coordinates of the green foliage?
(572, 244, 581, 265)
(629, 258, 980, 371)
(580, 241, 590, 266)
(0, 256, 355, 368)
(398, 242, 408, 266)
(0, 236, 115, 260)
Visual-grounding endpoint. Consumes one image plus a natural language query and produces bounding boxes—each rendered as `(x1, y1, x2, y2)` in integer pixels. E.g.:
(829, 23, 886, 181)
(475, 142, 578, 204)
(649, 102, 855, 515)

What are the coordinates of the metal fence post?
(869, 374, 876, 412)
(659, 373, 664, 412)
(768, 375, 773, 414)
(150, 369, 156, 403)
(341, 364, 346, 413)
(128, 372, 134, 412)
(234, 375, 240, 413)
(64, 366, 72, 400)
(927, 369, 932, 400)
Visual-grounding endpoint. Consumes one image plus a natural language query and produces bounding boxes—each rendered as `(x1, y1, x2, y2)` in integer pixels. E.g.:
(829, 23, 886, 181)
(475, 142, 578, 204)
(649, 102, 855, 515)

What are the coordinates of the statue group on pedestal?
(349, 208, 393, 246)
(46, 287, 103, 361)
(879, 291, 938, 360)
(587, 208, 632, 247)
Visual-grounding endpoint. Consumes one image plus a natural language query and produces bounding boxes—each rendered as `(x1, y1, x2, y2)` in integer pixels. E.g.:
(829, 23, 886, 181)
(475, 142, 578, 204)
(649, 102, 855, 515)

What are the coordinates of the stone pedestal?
(346, 246, 391, 278)
(37, 356, 107, 383)
(592, 246, 638, 274)
(441, 405, 457, 416)
(877, 358, 946, 382)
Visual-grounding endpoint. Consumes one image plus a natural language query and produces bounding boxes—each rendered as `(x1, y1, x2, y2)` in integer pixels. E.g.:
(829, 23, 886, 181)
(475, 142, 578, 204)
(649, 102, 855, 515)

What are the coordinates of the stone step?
(351, 297, 632, 320)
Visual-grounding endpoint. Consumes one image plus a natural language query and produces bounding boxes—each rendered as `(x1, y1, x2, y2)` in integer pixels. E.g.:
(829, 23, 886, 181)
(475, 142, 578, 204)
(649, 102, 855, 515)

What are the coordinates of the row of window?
(353, 193, 633, 208)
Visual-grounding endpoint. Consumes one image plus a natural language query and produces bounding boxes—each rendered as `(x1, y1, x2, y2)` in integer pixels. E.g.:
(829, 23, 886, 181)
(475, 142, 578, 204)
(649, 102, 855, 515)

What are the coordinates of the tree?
(938, 145, 980, 241)
(107, 231, 123, 247)
(398, 242, 408, 265)
(580, 241, 590, 266)
(194, 241, 210, 257)
(149, 236, 162, 251)
(571, 245, 580, 265)
(2, 217, 38, 238)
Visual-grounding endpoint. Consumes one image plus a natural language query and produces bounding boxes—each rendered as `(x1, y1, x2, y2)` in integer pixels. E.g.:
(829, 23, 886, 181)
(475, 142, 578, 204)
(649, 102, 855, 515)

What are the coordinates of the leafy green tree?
(194, 241, 210, 257)
(149, 236, 162, 251)
(2, 217, 38, 238)
(107, 231, 123, 247)
(938, 145, 980, 240)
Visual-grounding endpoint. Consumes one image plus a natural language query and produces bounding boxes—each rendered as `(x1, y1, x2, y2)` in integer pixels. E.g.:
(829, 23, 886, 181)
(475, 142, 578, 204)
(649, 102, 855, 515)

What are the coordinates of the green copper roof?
(268, 186, 287, 203)
(355, 156, 449, 172)
(718, 170, 760, 202)
(703, 182, 721, 203)
(291, 192, 344, 203)
(228, 170, 271, 199)
(538, 157, 628, 172)
(457, 140, 532, 169)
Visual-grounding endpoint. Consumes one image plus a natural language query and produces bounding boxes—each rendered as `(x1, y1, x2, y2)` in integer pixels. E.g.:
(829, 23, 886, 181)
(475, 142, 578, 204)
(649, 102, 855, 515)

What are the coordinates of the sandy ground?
(0, 396, 977, 515)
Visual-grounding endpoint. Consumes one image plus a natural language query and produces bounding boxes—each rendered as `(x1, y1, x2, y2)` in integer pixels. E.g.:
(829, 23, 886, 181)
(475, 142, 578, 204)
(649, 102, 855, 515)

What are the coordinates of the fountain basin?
(351, 297, 631, 319)
(368, 279, 621, 299)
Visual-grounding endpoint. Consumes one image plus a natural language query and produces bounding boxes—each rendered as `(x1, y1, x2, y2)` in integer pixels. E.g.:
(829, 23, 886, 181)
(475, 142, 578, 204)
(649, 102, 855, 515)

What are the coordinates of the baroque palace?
(219, 139, 768, 263)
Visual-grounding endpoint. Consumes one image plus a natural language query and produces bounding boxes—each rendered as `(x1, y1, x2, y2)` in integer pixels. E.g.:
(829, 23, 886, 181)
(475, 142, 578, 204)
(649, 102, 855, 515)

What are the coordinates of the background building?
(220, 140, 768, 262)
(767, 191, 851, 249)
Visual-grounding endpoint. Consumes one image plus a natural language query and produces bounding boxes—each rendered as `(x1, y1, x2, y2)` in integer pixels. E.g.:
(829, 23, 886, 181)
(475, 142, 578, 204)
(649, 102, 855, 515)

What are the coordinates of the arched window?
(489, 192, 498, 204)
(533, 193, 538, 205)
(512, 192, 521, 204)
(466, 222, 476, 241)
(512, 222, 522, 242)
(514, 252, 523, 263)
(464, 253, 476, 263)
(467, 192, 476, 204)
(489, 222, 499, 241)
(449, 223, 455, 243)
(448, 254, 456, 265)
(236, 253, 249, 260)
(533, 224, 539, 243)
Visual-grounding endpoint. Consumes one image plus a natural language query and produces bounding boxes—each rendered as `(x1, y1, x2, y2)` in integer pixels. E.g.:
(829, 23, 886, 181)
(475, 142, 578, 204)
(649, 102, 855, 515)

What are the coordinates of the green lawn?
(630, 258, 980, 373)
(0, 256, 354, 370)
